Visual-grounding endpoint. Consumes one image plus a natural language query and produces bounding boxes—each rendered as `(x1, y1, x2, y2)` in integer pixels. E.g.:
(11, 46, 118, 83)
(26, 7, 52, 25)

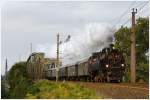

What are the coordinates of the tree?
(1, 75, 9, 98)
(135, 18, 149, 63)
(114, 17, 149, 83)
(135, 17, 149, 82)
(114, 26, 131, 82)
(7, 61, 32, 98)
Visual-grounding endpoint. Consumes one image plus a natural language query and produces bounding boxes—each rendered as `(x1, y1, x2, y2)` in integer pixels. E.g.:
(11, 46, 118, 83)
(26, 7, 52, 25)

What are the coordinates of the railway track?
(69, 81, 149, 90)
(108, 83, 149, 91)
(68, 81, 149, 99)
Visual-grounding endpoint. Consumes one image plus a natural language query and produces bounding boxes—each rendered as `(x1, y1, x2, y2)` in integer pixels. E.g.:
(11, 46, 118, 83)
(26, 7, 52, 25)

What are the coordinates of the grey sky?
(1, 1, 149, 75)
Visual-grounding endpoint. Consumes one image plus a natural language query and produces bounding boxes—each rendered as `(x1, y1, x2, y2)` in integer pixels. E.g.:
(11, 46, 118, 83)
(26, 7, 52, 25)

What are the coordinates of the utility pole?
(5, 59, 8, 79)
(30, 43, 32, 54)
(56, 33, 59, 82)
(19, 54, 21, 61)
(131, 8, 137, 83)
(30, 43, 33, 80)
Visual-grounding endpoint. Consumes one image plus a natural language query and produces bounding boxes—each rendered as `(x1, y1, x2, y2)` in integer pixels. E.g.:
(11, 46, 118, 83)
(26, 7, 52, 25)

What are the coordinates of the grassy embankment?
(25, 80, 100, 99)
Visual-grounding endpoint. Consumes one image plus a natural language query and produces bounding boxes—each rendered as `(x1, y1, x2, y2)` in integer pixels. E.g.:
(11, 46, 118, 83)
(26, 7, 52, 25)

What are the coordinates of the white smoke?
(36, 23, 116, 67)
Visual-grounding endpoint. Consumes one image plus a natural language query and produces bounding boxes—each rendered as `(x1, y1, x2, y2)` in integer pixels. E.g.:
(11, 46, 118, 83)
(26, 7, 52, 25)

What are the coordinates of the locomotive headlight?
(121, 64, 124, 67)
(106, 64, 109, 68)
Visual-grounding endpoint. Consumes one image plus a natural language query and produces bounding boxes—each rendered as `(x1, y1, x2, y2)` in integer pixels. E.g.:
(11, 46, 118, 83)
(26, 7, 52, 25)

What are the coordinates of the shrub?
(25, 80, 100, 99)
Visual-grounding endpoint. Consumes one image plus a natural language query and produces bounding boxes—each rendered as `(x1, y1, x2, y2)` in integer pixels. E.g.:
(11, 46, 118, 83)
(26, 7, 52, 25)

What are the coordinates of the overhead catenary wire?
(115, 1, 148, 27)
(120, 3, 147, 27)
(136, 2, 148, 16)
(114, 1, 137, 26)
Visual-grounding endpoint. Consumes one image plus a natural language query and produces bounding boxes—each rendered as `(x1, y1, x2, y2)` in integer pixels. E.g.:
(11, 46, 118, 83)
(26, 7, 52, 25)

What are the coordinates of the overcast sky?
(1, 1, 148, 75)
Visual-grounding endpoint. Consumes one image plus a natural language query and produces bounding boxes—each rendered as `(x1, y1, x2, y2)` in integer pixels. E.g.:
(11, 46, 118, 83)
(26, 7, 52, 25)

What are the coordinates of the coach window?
(39, 58, 41, 62)
(51, 64, 53, 68)
(48, 64, 50, 69)
(51, 62, 55, 68)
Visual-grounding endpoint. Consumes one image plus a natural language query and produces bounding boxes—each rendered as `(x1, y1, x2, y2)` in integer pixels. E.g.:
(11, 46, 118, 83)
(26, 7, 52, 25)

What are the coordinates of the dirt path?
(72, 82, 149, 99)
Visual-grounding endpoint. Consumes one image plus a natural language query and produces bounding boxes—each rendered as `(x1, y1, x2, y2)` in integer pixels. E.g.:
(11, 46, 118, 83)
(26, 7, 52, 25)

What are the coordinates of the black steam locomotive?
(46, 45, 125, 82)
(88, 46, 125, 82)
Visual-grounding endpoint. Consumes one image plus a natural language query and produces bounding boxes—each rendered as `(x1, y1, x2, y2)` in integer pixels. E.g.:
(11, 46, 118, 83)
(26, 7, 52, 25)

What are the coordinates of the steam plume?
(36, 23, 116, 67)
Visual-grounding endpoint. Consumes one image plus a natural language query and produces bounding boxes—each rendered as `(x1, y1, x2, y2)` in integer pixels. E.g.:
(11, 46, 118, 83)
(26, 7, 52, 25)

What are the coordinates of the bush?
(7, 62, 31, 98)
(25, 80, 99, 99)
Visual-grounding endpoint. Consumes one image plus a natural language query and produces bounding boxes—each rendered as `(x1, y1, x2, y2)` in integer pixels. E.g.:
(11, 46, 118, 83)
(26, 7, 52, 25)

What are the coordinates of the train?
(45, 44, 125, 82)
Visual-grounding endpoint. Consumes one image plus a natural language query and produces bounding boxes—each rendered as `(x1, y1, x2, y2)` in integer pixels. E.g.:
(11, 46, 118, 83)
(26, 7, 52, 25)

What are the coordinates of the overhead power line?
(121, 17, 131, 26)
(115, 1, 137, 26)
(115, 1, 148, 27)
(119, 2, 148, 27)
(136, 2, 148, 16)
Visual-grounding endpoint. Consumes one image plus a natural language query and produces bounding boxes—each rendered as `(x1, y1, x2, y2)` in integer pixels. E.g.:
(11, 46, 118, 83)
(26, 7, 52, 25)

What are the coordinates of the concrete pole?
(56, 33, 59, 82)
(131, 8, 137, 83)
(30, 43, 32, 54)
(5, 59, 8, 77)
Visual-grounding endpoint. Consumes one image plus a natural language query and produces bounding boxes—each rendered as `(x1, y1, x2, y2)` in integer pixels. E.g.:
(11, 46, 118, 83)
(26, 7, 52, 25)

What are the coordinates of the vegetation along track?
(69, 81, 149, 99)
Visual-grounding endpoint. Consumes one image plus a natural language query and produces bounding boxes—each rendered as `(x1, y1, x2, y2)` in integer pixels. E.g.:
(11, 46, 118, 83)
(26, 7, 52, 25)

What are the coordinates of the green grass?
(25, 80, 100, 99)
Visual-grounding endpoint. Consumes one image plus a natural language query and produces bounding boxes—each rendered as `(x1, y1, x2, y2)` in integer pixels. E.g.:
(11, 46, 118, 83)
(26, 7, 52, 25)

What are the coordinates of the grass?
(25, 80, 100, 99)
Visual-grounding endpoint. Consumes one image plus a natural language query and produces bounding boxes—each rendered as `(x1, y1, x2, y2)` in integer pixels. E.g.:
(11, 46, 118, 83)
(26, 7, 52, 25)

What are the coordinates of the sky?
(1, 1, 149, 75)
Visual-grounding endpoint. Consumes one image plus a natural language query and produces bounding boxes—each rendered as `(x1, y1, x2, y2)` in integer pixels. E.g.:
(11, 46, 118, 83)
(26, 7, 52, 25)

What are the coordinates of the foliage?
(135, 18, 149, 64)
(25, 80, 99, 99)
(5, 61, 100, 99)
(7, 61, 32, 98)
(114, 17, 149, 83)
(114, 26, 131, 82)
(1, 79, 9, 98)
(136, 63, 149, 83)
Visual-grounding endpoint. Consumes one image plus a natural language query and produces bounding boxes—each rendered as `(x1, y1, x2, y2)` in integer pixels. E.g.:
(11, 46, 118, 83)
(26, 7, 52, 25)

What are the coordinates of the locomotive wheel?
(94, 75, 100, 82)
(118, 78, 123, 83)
(122, 76, 125, 82)
(99, 77, 103, 82)
(102, 76, 105, 82)
(107, 76, 110, 82)
(94, 76, 96, 82)
(97, 76, 101, 82)
(118, 79, 121, 83)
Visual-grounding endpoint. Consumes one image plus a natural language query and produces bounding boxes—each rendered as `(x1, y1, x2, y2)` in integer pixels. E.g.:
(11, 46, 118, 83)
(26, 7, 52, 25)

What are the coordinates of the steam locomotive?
(45, 44, 125, 82)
